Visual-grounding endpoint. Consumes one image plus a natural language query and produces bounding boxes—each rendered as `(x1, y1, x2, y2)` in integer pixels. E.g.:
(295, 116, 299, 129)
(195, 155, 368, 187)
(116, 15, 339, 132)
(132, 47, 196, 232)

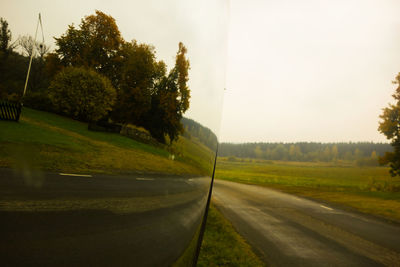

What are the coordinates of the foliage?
(181, 117, 218, 151)
(219, 142, 390, 163)
(49, 66, 116, 121)
(143, 42, 191, 143)
(111, 41, 165, 124)
(379, 73, 400, 176)
(54, 11, 191, 144)
(18, 35, 35, 57)
(0, 18, 23, 100)
(0, 17, 13, 56)
(44, 52, 63, 80)
(55, 10, 123, 86)
(175, 42, 191, 112)
(0, 51, 27, 100)
(18, 34, 50, 58)
(356, 151, 380, 167)
(23, 91, 53, 112)
(2, 11, 192, 145)
(0, 19, 50, 103)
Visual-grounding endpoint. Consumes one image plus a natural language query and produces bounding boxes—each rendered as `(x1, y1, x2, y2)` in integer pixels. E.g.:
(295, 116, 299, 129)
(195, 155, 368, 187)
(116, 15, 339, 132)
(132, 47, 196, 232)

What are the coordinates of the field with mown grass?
(216, 158, 400, 222)
(0, 108, 214, 176)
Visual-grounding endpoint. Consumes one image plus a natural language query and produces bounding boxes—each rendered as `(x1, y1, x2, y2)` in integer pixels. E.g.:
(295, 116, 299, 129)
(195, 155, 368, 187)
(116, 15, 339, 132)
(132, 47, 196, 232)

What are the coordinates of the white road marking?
(59, 173, 92, 178)
(136, 178, 155, 181)
(320, 205, 333, 211)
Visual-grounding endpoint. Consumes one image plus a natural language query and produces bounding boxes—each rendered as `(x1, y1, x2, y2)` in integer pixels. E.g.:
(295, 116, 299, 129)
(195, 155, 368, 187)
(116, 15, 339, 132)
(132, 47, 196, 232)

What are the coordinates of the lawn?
(216, 158, 400, 222)
(0, 108, 214, 176)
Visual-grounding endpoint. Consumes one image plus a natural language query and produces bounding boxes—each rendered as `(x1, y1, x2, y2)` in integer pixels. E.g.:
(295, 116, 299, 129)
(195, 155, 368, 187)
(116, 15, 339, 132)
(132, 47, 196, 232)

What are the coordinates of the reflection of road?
(213, 180, 400, 267)
(0, 168, 209, 266)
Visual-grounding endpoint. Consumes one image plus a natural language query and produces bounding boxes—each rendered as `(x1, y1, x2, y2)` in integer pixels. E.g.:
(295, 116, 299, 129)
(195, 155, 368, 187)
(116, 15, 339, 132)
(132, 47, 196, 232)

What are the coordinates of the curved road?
(0, 168, 210, 266)
(213, 179, 400, 267)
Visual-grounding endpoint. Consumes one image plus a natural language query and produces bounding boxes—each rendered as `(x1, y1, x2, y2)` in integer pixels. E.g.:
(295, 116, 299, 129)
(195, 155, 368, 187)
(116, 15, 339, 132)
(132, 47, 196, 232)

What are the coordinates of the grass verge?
(216, 158, 400, 222)
(197, 204, 264, 267)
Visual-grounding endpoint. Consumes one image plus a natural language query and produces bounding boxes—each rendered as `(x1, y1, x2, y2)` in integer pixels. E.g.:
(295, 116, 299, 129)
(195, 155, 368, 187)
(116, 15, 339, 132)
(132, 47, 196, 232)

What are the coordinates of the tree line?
(181, 117, 218, 151)
(0, 11, 190, 143)
(219, 142, 392, 166)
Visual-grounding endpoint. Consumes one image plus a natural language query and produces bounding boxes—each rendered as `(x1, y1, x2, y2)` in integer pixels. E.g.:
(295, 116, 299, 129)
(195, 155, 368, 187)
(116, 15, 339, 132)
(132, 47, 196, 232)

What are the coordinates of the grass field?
(216, 158, 400, 222)
(0, 108, 214, 175)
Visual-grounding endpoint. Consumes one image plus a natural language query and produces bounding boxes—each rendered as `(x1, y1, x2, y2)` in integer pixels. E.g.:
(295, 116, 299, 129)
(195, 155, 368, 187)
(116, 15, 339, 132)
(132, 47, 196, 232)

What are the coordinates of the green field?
(0, 108, 214, 175)
(216, 158, 400, 222)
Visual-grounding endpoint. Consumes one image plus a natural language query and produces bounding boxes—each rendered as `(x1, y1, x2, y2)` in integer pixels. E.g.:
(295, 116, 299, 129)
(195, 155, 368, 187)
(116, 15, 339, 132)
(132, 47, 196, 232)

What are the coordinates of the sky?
(222, 0, 400, 143)
(2, 0, 400, 143)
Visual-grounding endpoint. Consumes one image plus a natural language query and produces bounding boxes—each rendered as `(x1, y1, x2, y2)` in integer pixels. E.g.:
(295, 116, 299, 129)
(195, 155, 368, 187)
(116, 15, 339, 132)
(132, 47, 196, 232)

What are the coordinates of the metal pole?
(22, 13, 41, 98)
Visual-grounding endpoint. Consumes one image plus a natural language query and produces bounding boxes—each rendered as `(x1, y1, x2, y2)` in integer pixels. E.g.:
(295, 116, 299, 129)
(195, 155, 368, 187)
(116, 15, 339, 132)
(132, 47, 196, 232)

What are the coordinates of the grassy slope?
(216, 158, 400, 222)
(0, 108, 213, 175)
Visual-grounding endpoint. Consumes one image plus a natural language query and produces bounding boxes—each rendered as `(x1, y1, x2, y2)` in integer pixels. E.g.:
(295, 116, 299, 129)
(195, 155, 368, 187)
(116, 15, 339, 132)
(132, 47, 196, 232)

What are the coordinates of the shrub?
(24, 92, 54, 112)
(355, 157, 379, 167)
(49, 67, 116, 121)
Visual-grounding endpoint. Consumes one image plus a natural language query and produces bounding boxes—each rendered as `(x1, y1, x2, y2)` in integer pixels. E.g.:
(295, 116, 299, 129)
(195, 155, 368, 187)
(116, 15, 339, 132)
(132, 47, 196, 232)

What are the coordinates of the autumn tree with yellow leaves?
(378, 73, 400, 176)
(53, 11, 191, 144)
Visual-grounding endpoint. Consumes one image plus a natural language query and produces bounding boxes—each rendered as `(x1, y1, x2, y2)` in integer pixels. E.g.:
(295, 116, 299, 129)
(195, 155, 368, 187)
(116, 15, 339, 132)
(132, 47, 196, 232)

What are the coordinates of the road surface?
(0, 168, 210, 266)
(213, 179, 400, 267)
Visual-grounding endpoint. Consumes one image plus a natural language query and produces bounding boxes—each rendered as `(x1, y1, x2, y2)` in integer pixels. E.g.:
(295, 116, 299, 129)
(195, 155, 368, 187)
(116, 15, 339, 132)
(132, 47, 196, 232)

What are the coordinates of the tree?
(322, 146, 331, 161)
(378, 73, 400, 176)
(289, 145, 296, 161)
(49, 66, 116, 122)
(331, 145, 339, 161)
(44, 52, 63, 80)
(111, 41, 165, 125)
(354, 148, 363, 159)
(54, 10, 123, 86)
(18, 35, 36, 57)
(0, 17, 13, 56)
(175, 42, 191, 113)
(17, 35, 51, 95)
(36, 42, 50, 59)
(143, 42, 190, 143)
(254, 145, 263, 158)
(272, 144, 287, 160)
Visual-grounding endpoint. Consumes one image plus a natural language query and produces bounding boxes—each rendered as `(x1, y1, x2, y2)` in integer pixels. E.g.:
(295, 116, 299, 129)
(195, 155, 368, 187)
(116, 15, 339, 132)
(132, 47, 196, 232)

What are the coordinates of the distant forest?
(219, 142, 392, 166)
(181, 117, 218, 151)
(179, 118, 390, 166)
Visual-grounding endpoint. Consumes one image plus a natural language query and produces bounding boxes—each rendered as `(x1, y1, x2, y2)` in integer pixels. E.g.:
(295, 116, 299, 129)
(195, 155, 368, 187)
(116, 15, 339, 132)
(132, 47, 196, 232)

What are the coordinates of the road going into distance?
(213, 179, 400, 267)
(0, 168, 210, 266)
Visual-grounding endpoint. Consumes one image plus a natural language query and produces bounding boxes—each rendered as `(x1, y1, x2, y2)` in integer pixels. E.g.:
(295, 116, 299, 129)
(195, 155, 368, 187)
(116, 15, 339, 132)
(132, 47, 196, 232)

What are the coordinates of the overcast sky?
(222, 0, 400, 143)
(2, 0, 400, 143)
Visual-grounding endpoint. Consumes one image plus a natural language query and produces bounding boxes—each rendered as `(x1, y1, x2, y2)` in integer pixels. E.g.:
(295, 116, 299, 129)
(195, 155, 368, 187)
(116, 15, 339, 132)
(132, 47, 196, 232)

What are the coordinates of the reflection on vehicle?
(0, 1, 228, 265)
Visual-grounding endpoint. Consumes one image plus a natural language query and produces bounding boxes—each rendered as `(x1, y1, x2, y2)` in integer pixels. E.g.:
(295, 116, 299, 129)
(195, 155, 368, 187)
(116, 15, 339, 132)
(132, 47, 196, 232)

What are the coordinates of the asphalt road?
(0, 168, 210, 266)
(213, 179, 400, 267)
